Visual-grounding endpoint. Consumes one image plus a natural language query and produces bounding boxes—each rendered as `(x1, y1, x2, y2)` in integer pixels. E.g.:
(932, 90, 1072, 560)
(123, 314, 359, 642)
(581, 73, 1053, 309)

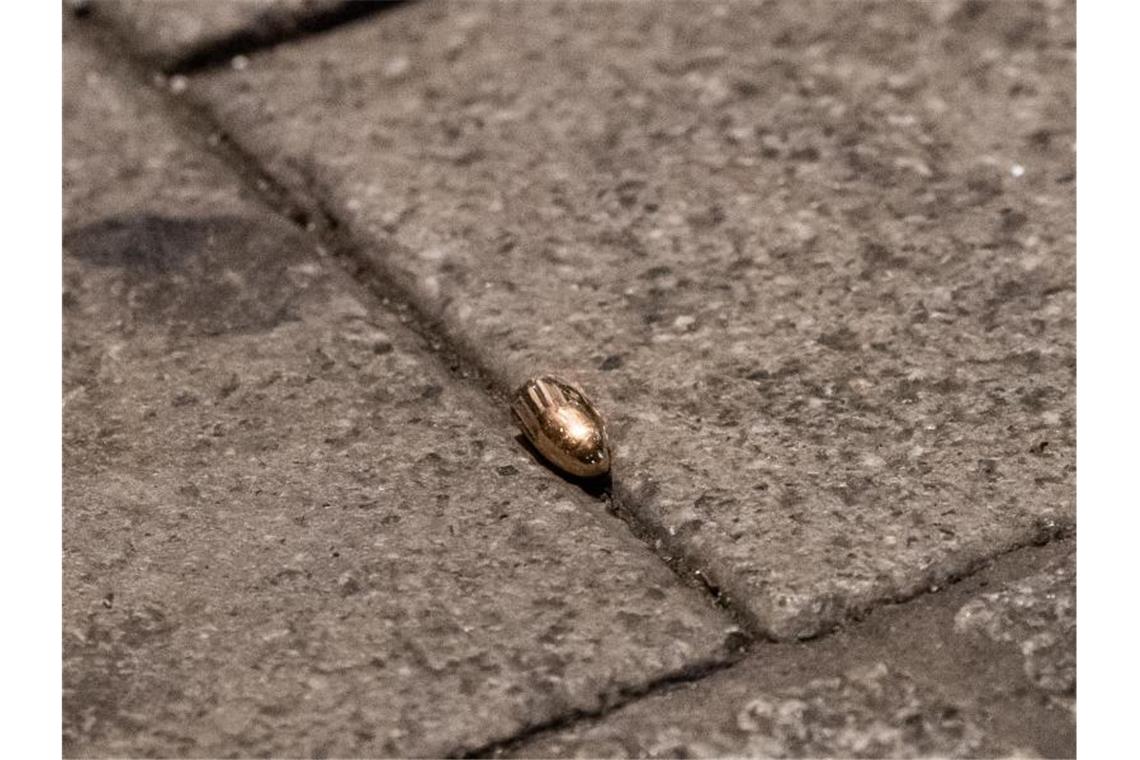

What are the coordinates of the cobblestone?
(516, 541, 1075, 758)
(63, 25, 735, 758)
(171, 0, 1075, 639)
(64, 2, 1079, 755)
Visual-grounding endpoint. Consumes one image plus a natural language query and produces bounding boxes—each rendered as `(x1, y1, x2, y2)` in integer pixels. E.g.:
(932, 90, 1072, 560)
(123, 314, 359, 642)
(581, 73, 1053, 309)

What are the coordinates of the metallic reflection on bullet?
(510, 376, 611, 478)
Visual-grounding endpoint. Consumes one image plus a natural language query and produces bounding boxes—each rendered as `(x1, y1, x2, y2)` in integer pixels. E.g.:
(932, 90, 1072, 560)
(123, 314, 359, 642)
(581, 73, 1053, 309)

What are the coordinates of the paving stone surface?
(954, 549, 1075, 710)
(515, 540, 1076, 758)
(62, 26, 738, 758)
(135, 0, 1081, 639)
(83, 0, 372, 71)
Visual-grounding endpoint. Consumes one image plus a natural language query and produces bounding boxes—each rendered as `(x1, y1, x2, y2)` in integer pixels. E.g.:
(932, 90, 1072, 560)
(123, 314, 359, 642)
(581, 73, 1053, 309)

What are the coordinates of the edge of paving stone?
(65, 18, 1077, 755)
(454, 652, 741, 759)
(64, 23, 756, 758)
(162, 113, 774, 636)
(63, 8, 736, 626)
(178, 81, 1076, 642)
(500, 537, 1077, 759)
(612, 486, 1074, 641)
(168, 99, 1077, 643)
(75, 11, 1076, 645)
(77, 0, 405, 73)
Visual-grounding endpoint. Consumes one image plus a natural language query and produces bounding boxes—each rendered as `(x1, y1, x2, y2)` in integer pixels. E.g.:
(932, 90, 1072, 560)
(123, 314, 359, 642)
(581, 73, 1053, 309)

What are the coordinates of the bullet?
(510, 376, 611, 478)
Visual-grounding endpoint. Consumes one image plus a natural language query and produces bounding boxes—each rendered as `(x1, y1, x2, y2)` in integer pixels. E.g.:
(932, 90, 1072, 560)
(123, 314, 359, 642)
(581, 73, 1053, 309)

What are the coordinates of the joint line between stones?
(159, 99, 1077, 651)
(75, 12, 1076, 656)
(66, 21, 774, 752)
(85, 0, 410, 75)
(453, 653, 740, 759)
(75, 16, 766, 638)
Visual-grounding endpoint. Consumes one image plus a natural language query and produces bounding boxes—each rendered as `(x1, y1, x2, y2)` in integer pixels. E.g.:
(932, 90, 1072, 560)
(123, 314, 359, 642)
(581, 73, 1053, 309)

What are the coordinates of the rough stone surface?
(516, 541, 1076, 758)
(63, 28, 737, 758)
(153, 0, 1078, 639)
(84, 0, 366, 70)
(955, 552, 1075, 709)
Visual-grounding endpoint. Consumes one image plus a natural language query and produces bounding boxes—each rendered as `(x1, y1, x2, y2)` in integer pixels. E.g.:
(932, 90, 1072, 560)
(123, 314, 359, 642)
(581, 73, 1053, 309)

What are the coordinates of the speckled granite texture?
(515, 540, 1075, 758)
(158, 0, 1077, 639)
(63, 27, 737, 758)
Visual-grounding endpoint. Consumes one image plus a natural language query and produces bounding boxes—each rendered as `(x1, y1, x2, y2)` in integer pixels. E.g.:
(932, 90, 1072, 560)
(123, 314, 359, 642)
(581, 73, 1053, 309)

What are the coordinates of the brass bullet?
(510, 376, 611, 478)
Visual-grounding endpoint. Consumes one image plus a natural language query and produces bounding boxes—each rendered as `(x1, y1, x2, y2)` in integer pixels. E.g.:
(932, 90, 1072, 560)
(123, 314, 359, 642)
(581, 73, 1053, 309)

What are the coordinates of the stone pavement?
(184, 0, 1074, 642)
(64, 1, 1075, 757)
(63, 21, 736, 758)
(516, 539, 1074, 758)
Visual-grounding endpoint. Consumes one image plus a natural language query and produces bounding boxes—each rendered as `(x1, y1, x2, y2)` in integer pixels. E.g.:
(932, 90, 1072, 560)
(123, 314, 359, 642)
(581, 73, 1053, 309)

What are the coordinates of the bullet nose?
(510, 376, 611, 478)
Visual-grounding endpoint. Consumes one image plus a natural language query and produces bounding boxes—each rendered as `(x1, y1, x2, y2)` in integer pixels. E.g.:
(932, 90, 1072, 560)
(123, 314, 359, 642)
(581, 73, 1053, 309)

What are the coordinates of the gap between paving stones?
(66, 22, 748, 756)
(505, 536, 1076, 758)
(77, 15, 1074, 753)
(173, 110, 780, 645)
(470, 531, 1075, 758)
(82, 0, 406, 75)
(457, 656, 741, 760)
(82, 8, 1073, 644)
(157, 83, 1074, 645)
(77, 13, 763, 635)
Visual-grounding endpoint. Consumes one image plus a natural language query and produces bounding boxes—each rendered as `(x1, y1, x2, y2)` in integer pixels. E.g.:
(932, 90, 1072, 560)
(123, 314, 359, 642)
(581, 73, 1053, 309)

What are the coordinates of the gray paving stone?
(515, 541, 1076, 758)
(84, 0, 367, 71)
(62, 27, 737, 758)
(140, 0, 1078, 640)
(954, 552, 1075, 710)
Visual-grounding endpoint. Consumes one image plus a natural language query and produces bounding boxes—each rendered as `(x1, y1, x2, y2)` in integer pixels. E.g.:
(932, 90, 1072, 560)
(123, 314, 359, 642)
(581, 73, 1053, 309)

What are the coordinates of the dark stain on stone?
(686, 204, 725, 228)
(171, 389, 199, 407)
(999, 208, 1029, 236)
(818, 326, 860, 352)
(64, 604, 175, 752)
(964, 167, 1005, 205)
(930, 376, 968, 395)
(1018, 385, 1055, 412)
(64, 213, 319, 335)
(218, 372, 241, 399)
(789, 145, 820, 162)
(599, 354, 624, 371)
(860, 240, 909, 272)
